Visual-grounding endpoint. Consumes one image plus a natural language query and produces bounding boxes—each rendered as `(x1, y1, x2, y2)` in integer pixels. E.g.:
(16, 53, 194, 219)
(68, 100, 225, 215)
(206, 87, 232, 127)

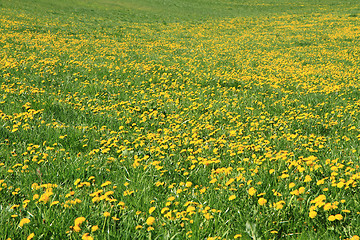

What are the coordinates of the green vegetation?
(1, 0, 360, 239)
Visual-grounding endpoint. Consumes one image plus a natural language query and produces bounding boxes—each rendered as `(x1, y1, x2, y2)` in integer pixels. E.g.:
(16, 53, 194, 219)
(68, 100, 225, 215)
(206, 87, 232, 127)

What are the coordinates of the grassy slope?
(1, 0, 360, 240)
(2, 0, 360, 22)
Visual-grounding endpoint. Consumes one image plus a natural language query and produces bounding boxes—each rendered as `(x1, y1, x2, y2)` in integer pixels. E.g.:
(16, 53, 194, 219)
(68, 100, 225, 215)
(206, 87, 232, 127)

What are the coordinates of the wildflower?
(323, 203, 332, 211)
(33, 194, 39, 200)
(328, 215, 336, 221)
(290, 189, 299, 196)
(74, 217, 86, 226)
(50, 201, 59, 206)
(309, 211, 317, 218)
(258, 198, 267, 206)
(335, 214, 343, 220)
(149, 207, 156, 214)
(91, 225, 99, 232)
(39, 191, 53, 204)
(73, 225, 81, 232)
(82, 233, 93, 240)
(27, 233, 35, 240)
(74, 179, 81, 185)
(209, 178, 217, 184)
(73, 217, 86, 232)
(146, 216, 155, 225)
(101, 181, 111, 187)
(225, 178, 235, 186)
(274, 201, 285, 210)
(317, 179, 325, 185)
(103, 212, 111, 217)
(248, 187, 256, 196)
(168, 196, 175, 201)
(228, 195, 236, 201)
(10, 205, 19, 210)
(186, 206, 196, 212)
(304, 175, 312, 182)
(311, 195, 326, 204)
(19, 218, 30, 227)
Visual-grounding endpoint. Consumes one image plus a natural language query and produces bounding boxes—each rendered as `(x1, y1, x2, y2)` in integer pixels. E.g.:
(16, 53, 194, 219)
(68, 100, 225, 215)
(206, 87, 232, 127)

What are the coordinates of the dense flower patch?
(1, 2, 360, 239)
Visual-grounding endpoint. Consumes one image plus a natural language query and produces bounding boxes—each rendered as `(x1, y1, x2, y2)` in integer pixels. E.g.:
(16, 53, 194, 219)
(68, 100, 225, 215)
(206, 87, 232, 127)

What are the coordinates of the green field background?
(1, 0, 360, 239)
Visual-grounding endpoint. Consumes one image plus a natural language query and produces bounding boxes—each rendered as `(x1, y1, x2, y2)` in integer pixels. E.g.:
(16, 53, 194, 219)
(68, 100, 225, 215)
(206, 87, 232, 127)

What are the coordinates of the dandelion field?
(1, 0, 360, 239)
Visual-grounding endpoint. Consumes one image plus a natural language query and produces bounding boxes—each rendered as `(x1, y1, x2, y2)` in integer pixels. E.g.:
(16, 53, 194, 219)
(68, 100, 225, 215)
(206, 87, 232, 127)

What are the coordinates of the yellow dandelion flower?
(228, 195, 236, 201)
(225, 178, 235, 186)
(323, 203, 332, 211)
(27, 233, 35, 240)
(317, 179, 325, 185)
(19, 218, 30, 227)
(82, 233, 93, 240)
(149, 206, 156, 214)
(304, 175, 312, 182)
(274, 201, 285, 210)
(258, 198, 267, 206)
(309, 211, 317, 218)
(74, 217, 86, 226)
(186, 206, 196, 212)
(209, 178, 217, 184)
(185, 181, 192, 188)
(167, 196, 175, 201)
(335, 214, 343, 220)
(50, 201, 59, 206)
(73, 225, 81, 232)
(39, 191, 53, 204)
(146, 216, 155, 225)
(74, 179, 81, 185)
(248, 187, 256, 196)
(101, 181, 111, 187)
(290, 189, 299, 196)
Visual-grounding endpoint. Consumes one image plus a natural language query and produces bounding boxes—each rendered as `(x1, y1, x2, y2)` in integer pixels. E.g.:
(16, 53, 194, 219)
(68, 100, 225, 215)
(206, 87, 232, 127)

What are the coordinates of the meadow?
(1, 0, 360, 239)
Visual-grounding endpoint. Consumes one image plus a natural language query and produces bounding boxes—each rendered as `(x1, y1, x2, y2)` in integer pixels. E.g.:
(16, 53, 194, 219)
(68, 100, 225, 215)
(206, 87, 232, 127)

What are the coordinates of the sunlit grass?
(1, 0, 360, 239)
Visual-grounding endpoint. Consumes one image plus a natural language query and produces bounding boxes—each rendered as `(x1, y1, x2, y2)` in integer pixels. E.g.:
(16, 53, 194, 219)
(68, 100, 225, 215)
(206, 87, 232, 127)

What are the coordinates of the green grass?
(1, 0, 360, 239)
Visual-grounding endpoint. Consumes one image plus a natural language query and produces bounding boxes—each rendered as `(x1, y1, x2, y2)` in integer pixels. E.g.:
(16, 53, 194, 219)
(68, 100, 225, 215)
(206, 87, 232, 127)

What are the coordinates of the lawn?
(1, 0, 360, 239)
